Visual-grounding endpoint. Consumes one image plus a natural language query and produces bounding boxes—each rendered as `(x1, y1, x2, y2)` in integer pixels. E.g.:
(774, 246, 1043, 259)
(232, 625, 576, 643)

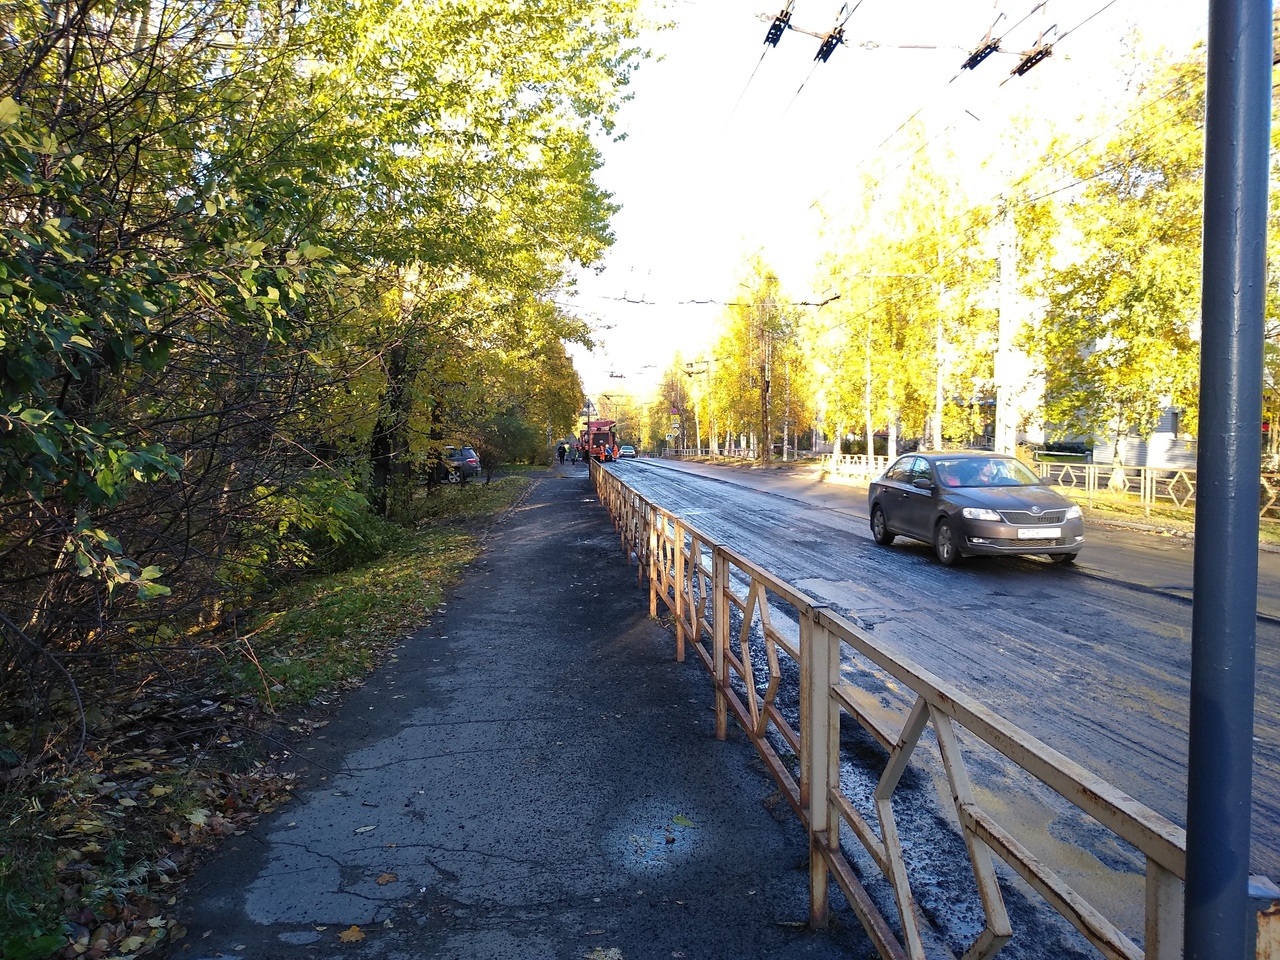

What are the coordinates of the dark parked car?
(867, 452, 1084, 566)
(445, 445, 480, 482)
(617, 445, 637, 459)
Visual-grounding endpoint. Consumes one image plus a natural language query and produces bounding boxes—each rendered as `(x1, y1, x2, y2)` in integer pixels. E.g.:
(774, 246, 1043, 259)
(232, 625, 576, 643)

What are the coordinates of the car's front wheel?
(934, 517, 962, 566)
(870, 506, 895, 546)
(1050, 552, 1077, 565)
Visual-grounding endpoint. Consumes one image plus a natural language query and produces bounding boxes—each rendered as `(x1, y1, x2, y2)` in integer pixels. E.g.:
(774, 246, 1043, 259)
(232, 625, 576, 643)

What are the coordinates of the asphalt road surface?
(606, 457, 1280, 887)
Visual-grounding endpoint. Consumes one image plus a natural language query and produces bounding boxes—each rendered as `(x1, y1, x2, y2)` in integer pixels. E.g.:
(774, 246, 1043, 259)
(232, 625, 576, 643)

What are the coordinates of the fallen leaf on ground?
(671, 814, 696, 828)
(354, 824, 376, 834)
(376, 873, 397, 885)
(338, 925, 365, 943)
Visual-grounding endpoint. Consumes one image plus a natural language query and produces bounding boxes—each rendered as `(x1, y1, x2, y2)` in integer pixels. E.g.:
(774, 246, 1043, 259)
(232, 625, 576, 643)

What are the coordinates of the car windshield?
(935, 457, 1040, 488)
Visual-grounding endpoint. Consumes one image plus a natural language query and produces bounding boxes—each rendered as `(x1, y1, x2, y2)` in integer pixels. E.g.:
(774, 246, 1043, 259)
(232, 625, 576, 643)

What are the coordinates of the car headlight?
(962, 507, 1002, 521)
(1065, 504, 1083, 520)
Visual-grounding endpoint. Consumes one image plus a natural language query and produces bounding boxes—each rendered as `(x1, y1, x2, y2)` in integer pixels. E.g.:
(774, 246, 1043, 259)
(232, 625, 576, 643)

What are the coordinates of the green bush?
(300, 491, 401, 573)
(0, 855, 62, 960)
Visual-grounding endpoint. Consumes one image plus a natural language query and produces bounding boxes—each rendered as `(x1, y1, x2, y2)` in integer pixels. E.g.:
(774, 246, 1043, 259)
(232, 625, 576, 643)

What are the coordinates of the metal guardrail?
(1036, 462, 1280, 519)
(591, 459, 1188, 960)
(1034, 462, 1199, 511)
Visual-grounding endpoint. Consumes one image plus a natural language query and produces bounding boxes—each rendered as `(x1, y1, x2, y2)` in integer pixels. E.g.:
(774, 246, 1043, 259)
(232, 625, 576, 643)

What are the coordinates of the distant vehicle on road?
(618, 445, 637, 459)
(580, 419, 617, 462)
(445, 445, 480, 482)
(868, 452, 1084, 566)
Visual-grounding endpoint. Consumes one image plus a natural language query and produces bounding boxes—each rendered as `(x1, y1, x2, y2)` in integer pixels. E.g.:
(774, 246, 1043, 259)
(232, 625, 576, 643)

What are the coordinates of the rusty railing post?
(712, 547, 730, 741)
(648, 510, 659, 618)
(1146, 857, 1184, 960)
(802, 606, 836, 928)
(674, 519, 686, 662)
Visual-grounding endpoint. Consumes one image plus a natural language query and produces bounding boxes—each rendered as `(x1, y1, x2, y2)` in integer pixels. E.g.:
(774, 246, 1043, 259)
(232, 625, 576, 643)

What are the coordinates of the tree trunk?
(370, 344, 412, 518)
(886, 377, 897, 462)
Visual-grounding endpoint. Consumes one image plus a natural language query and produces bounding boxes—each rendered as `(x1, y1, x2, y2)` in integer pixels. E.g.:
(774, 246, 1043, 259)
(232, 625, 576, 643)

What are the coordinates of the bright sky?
(566, 0, 1209, 405)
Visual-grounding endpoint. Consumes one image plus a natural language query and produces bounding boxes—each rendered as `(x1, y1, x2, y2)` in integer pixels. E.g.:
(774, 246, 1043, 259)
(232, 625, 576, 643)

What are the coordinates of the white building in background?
(1089, 407, 1198, 470)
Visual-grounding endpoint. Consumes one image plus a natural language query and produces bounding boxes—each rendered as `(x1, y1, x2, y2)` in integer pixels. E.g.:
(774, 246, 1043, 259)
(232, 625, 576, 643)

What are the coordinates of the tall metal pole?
(1185, 0, 1270, 954)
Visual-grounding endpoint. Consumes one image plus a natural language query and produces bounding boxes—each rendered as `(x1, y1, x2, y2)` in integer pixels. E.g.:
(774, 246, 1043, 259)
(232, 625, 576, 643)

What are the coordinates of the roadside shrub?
(300, 492, 400, 573)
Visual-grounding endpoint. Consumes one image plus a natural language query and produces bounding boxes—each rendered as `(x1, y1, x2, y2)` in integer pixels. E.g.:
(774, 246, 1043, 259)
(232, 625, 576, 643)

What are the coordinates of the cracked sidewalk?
(170, 470, 871, 960)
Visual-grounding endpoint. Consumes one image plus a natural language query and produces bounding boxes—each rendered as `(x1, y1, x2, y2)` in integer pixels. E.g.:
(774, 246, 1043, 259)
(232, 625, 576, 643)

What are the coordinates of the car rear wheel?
(870, 506, 895, 545)
(934, 518, 962, 566)
(1050, 552, 1077, 565)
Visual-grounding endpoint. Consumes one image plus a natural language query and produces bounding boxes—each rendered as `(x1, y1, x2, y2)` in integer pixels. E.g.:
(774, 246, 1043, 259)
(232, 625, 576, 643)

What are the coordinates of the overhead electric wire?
(727, 46, 772, 122)
(1020, 114, 1204, 205)
(571, 73, 1205, 324)
(1002, 1, 1051, 40)
(858, 0, 1112, 170)
(578, 5, 1206, 324)
(782, 0, 863, 116)
(806, 78, 1208, 342)
(824, 0, 1202, 218)
(781, 60, 824, 117)
(1057, 0, 1122, 42)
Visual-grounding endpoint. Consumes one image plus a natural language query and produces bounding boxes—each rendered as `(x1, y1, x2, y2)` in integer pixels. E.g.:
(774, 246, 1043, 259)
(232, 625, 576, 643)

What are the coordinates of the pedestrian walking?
(556, 443, 566, 464)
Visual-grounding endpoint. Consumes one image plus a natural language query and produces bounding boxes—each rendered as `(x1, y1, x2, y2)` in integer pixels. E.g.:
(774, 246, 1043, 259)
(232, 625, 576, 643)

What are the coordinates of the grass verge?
(0, 475, 531, 960)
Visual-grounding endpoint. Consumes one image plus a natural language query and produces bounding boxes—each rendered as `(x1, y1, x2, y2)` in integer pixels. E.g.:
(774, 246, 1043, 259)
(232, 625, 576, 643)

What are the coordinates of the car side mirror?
(912, 478, 934, 490)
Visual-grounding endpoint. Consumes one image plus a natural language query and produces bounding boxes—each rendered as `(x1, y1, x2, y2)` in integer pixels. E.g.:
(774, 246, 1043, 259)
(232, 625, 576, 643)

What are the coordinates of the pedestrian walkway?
(174, 468, 871, 959)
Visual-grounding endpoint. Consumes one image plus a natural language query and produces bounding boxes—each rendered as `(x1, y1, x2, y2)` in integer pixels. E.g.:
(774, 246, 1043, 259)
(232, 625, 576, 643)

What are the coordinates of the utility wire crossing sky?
(567, 0, 1208, 400)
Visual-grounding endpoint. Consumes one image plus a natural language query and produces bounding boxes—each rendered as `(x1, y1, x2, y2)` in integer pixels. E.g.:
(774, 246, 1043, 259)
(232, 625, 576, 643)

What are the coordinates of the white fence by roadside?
(591, 458, 1192, 960)
(819, 453, 1280, 519)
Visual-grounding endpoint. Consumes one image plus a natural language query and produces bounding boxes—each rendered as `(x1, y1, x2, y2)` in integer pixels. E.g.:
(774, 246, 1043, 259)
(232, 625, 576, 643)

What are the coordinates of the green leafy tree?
(1021, 54, 1206, 457)
(0, 0, 645, 758)
(708, 264, 803, 459)
(813, 136, 994, 459)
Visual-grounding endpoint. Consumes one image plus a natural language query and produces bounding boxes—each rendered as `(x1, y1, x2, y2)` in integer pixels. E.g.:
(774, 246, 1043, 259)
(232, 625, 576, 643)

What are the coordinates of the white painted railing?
(822, 453, 891, 480)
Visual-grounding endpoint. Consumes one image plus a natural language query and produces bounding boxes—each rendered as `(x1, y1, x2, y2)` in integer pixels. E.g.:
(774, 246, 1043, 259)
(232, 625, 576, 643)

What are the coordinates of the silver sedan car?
(868, 452, 1085, 566)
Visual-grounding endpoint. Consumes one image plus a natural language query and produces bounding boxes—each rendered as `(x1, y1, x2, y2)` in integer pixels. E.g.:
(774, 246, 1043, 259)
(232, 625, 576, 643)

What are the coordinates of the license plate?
(1017, 527, 1061, 539)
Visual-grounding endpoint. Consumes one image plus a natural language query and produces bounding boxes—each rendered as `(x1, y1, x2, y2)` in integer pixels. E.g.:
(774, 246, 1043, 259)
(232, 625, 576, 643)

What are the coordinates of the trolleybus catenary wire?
(778, 0, 863, 117)
(570, 93, 1203, 329)
(805, 96, 1206, 340)
(727, 46, 773, 122)
(817, 0, 1202, 223)
(575, 23, 1207, 325)
(569, 81, 1205, 331)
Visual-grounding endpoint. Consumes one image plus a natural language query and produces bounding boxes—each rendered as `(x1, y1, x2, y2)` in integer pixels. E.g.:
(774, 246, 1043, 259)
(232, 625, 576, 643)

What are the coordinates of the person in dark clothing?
(556, 443, 566, 464)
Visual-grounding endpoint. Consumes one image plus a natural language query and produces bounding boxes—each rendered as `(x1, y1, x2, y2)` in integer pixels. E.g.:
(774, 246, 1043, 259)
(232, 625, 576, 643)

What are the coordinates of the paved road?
(172, 471, 872, 960)
(608, 457, 1280, 886)
(637, 456, 1280, 619)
